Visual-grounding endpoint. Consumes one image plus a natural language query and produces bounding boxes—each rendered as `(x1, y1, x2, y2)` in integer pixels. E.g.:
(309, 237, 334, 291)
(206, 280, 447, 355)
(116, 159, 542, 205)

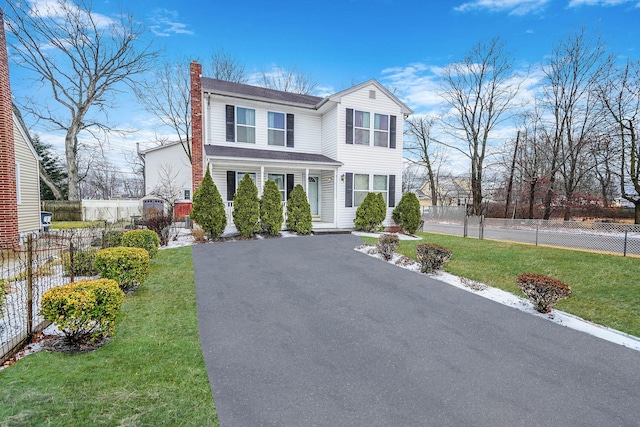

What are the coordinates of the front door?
(308, 176, 319, 217)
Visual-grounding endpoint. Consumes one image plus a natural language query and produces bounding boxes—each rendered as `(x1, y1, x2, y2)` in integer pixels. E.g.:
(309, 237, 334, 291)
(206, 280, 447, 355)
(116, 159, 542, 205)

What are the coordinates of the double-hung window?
(267, 173, 286, 201)
(236, 107, 256, 143)
(374, 114, 389, 147)
(354, 174, 370, 207)
(236, 172, 256, 187)
(353, 174, 388, 206)
(373, 175, 388, 204)
(354, 111, 370, 145)
(268, 112, 285, 146)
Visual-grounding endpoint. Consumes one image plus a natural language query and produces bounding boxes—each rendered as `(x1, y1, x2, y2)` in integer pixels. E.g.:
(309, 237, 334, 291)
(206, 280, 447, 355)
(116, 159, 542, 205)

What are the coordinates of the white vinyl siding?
(206, 98, 321, 154)
(143, 142, 192, 199)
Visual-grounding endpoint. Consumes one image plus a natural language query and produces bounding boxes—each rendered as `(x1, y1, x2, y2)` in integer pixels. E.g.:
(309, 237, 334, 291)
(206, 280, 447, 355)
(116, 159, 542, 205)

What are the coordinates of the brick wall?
(190, 61, 204, 195)
(0, 11, 19, 248)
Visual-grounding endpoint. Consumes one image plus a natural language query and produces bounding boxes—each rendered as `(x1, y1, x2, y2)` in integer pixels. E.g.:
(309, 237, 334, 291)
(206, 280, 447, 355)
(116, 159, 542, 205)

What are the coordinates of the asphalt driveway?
(193, 234, 640, 426)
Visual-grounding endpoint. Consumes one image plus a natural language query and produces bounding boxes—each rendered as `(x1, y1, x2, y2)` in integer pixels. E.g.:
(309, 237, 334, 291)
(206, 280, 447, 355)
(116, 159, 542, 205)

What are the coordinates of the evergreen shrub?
(191, 168, 227, 239)
(95, 247, 150, 291)
(260, 179, 284, 236)
(392, 192, 422, 234)
(416, 243, 452, 273)
(377, 233, 400, 261)
(233, 173, 261, 238)
(40, 278, 124, 342)
(286, 184, 312, 234)
(122, 229, 160, 258)
(354, 192, 386, 232)
(517, 273, 572, 313)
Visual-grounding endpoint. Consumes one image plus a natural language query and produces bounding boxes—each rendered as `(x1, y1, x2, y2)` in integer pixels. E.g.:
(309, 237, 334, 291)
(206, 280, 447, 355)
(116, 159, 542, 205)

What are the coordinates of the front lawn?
(363, 232, 640, 338)
(0, 246, 218, 426)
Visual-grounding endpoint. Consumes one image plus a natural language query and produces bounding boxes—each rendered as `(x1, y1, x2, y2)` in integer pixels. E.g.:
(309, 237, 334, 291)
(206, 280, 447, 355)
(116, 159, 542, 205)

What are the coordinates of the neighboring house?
(0, 11, 41, 247)
(145, 61, 413, 230)
(12, 106, 42, 236)
(141, 141, 192, 202)
(417, 177, 472, 208)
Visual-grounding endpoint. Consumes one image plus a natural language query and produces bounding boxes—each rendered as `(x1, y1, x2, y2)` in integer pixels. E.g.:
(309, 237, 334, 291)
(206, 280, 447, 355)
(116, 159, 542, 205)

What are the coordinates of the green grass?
(0, 246, 218, 426)
(363, 233, 640, 337)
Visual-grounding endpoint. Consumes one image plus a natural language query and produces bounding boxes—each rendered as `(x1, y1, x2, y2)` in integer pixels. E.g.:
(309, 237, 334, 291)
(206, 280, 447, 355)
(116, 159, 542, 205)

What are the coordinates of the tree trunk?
(528, 178, 537, 219)
(504, 131, 520, 218)
(635, 202, 640, 225)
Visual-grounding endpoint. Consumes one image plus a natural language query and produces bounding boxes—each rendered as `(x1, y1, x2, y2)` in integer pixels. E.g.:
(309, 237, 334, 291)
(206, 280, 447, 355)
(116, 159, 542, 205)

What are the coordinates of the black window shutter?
(286, 174, 295, 199)
(226, 170, 236, 201)
(389, 115, 397, 149)
(286, 114, 294, 148)
(225, 105, 235, 142)
(388, 175, 396, 207)
(345, 172, 353, 207)
(346, 108, 353, 144)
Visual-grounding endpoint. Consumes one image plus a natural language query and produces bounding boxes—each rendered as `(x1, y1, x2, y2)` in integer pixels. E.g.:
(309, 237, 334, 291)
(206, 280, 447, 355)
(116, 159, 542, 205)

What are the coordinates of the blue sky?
(6, 0, 640, 171)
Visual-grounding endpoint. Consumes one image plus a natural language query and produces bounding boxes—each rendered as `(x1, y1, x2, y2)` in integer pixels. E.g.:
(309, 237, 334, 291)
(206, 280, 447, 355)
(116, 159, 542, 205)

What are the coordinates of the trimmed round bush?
(41, 278, 125, 342)
(260, 179, 284, 236)
(95, 247, 150, 291)
(122, 229, 160, 258)
(286, 184, 312, 234)
(416, 243, 452, 273)
(191, 168, 227, 239)
(517, 273, 571, 313)
(62, 247, 98, 277)
(233, 173, 261, 238)
(354, 192, 386, 232)
(392, 192, 422, 234)
(377, 233, 400, 261)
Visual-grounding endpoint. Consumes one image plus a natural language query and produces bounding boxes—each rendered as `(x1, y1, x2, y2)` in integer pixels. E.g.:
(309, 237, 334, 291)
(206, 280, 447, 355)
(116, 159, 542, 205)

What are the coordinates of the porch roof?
(204, 145, 342, 167)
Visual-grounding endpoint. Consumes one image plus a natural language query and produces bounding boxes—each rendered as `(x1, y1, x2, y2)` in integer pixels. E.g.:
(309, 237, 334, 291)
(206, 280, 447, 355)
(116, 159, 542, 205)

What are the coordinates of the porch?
(223, 201, 344, 231)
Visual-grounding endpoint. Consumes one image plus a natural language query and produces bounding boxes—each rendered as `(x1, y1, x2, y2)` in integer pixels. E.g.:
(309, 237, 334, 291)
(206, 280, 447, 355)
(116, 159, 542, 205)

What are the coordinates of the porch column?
(334, 169, 339, 228)
(305, 168, 309, 194)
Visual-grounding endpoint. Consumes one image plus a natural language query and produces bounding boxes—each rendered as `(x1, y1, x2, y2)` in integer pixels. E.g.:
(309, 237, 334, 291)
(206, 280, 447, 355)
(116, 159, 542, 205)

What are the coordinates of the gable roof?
(323, 79, 413, 115)
(12, 104, 40, 161)
(202, 78, 324, 108)
(201, 77, 413, 115)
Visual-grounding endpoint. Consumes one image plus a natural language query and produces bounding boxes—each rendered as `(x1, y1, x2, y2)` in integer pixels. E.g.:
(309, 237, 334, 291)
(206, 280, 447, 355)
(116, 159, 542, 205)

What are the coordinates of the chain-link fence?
(1, 227, 123, 363)
(423, 215, 640, 257)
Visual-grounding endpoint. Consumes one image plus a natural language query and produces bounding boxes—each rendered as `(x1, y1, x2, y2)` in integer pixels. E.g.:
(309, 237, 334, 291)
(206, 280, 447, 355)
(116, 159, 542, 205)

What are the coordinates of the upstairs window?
(236, 107, 256, 143)
(268, 112, 285, 146)
(374, 114, 389, 147)
(346, 108, 396, 148)
(354, 111, 370, 145)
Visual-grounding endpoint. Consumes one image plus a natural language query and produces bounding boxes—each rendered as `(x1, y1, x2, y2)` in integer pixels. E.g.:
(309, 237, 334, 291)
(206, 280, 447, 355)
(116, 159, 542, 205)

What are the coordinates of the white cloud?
(148, 9, 194, 37)
(27, 0, 115, 28)
(454, 0, 550, 15)
(568, 0, 635, 6)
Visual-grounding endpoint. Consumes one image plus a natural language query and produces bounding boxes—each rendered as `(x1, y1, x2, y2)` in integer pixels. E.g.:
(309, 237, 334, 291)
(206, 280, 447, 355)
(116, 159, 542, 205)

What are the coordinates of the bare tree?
(6, 0, 157, 201)
(149, 164, 187, 217)
(210, 49, 248, 83)
(596, 60, 640, 223)
(539, 28, 610, 220)
(260, 66, 318, 95)
(134, 61, 192, 162)
(439, 38, 520, 215)
(402, 161, 427, 194)
(404, 116, 446, 206)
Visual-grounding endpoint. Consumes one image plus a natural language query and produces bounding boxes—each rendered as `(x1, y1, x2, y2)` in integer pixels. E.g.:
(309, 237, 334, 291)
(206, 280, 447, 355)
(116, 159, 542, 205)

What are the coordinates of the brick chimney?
(0, 11, 19, 248)
(190, 60, 204, 195)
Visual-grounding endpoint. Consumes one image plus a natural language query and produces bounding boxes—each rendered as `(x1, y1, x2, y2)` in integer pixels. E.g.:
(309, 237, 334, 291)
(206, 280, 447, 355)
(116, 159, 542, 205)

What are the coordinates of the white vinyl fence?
(82, 200, 142, 223)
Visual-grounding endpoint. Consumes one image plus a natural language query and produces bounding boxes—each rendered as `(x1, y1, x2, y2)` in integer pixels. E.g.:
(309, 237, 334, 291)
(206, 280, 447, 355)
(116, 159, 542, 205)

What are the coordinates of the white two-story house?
(144, 61, 412, 230)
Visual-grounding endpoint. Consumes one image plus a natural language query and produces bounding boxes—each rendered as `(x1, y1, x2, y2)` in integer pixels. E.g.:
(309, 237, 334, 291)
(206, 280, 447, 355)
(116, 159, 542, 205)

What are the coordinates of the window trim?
(235, 106, 256, 144)
(267, 173, 286, 201)
(267, 111, 286, 146)
(351, 173, 390, 207)
(354, 110, 370, 146)
(374, 113, 389, 148)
